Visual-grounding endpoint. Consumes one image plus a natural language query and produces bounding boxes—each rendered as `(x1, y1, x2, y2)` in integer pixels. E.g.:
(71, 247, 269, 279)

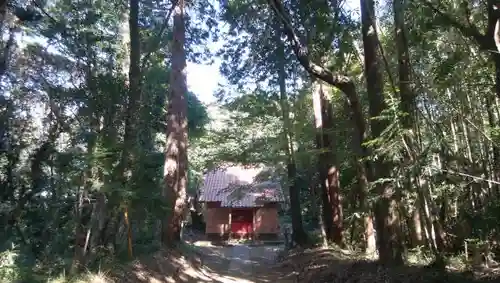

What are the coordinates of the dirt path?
(156, 243, 500, 283)
(117, 241, 284, 283)
(192, 242, 283, 283)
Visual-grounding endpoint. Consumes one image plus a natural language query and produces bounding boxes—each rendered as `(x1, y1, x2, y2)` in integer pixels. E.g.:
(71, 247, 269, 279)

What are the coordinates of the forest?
(1, 0, 500, 282)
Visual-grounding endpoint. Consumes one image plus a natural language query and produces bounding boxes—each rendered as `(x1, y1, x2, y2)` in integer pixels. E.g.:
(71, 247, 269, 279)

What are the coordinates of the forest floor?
(268, 246, 500, 283)
(91, 230, 500, 283)
(107, 240, 283, 283)
(108, 244, 500, 283)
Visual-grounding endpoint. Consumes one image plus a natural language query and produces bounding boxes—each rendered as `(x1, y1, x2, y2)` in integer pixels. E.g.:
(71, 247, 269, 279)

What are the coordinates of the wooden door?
(231, 208, 253, 238)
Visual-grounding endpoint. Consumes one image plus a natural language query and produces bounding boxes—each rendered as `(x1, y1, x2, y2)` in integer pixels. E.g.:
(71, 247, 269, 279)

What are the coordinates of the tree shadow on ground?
(272, 247, 500, 283)
(109, 242, 282, 283)
(106, 242, 500, 283)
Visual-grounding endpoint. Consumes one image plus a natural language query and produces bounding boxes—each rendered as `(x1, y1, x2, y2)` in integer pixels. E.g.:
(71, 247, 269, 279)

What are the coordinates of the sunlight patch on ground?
(191, 240, 216, 247)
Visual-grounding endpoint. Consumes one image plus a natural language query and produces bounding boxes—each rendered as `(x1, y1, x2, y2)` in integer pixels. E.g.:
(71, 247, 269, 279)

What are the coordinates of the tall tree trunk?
(120, 0, 141, 174)
(110, 0, 141, 254)
(361, 0, 403, 265)
(276, 25, 307, 245)
(411, 199, 423, 246)
(0, 18, 18, 81)
(72, 30, 100, 272)
(394, 0, 415, 132)
(313, 82, 343, 245)
(267, 0, 373, 251)
(98, 8, 130, 255)
(344, 97, 375, 254)
(72, 123, 98, 272)
(394, 0, 422, 250)
(490, 54, 500, 193)
(163, 0, 188, 246)
(313, 82, 335, 243)
(267, 0, 382, 254)
(0, 0, 6, 33)
(480, 95, 496, 198)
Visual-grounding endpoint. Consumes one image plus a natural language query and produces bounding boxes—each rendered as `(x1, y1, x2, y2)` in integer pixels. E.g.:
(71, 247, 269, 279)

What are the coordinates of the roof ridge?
(198, 164, 284, 207)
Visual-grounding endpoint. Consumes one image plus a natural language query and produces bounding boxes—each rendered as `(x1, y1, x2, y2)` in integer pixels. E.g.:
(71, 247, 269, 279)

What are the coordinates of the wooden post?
(124, 206, 133, 259)
(253, 208, 257, 241)
(284, 226, 290, 248)
(464, 240, 468, 261)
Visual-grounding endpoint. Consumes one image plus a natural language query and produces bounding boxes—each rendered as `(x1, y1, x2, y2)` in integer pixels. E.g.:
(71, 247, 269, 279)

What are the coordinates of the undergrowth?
(275, 244, 500, 283)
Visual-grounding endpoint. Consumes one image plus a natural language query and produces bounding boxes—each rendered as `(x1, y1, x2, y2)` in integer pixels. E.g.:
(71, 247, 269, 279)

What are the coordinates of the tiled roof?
(198, 165, 284, 207)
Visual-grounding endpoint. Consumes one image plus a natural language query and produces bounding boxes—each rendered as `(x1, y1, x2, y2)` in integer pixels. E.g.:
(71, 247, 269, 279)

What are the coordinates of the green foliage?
(0, 0, 212, 280)
(187, 91, 210, 138)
